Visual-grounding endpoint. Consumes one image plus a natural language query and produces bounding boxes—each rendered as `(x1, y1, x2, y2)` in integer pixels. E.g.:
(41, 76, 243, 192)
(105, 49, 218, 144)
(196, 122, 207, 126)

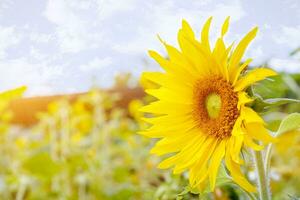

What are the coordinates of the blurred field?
(8, 86, 144, 126)
(0, 71, 299, 200)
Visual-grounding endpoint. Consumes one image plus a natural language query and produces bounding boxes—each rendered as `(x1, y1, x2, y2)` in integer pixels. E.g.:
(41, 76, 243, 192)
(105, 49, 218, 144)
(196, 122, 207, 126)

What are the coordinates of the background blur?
(0, 0, 299, 200)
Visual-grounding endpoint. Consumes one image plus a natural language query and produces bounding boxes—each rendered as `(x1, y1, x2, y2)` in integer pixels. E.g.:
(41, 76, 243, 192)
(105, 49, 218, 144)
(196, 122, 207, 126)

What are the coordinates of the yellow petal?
(148, 50, 193, 81)
(178, 29, 209, 75)
(245, 122, 277, 144)
(151, 131, 199, 155)
(141, 71, 165, 85)
(189, 165, 208, 188)
(172, 136, 209, 174)
(228, 27, 258, 80)
(195, 180, 208, 193)
(145, 88, 193, 104)
(158, 134, 202, 168)
(162, 42, 184, 64)
(213, 38, 226, 59)
(237, 92, 253, 109)
(142, 72, 191, 93)
(231, 135, 244, 164)
(182, 34, 219, 75)
(241, 106, 265, 124)
(234, 68, 277, 91)
(227, 161, 256, 192)
(218, 42, 234, 81)
(225, 144, 256, 192)
(182, 19, 195, 39)
(157, 37, 199, 81)
(141, 116, 198, 138)
(189, 138, 218, 187)
(139, 119, 194, 138)
(141, 115, 197, 137)
(232, 58, 252, 85)
(221, 16, 230, 36)
(173, 136, 214, 174)
(201, 17, 213, 52)
(142, 113, 192, 125)
(231, 116, 243, 136)
(208, 140, 226, 190)
(157, 156, 178, 169)
(212, 38, 228, 77)
(244, 135, 264, 151)
(140, 101, 191, 115)
(148, 50, 170, 72)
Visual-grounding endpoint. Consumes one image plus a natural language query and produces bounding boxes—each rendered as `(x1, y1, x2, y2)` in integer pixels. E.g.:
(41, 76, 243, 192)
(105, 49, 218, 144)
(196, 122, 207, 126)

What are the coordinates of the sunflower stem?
(252, 149, 271, 200)
(264, 144, 273, 177)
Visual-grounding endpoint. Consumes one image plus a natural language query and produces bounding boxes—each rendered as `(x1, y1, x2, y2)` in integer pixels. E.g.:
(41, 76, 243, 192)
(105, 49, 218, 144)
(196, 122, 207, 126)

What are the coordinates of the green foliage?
(23, 151, 62, 179)
(276, 113, 300, 136)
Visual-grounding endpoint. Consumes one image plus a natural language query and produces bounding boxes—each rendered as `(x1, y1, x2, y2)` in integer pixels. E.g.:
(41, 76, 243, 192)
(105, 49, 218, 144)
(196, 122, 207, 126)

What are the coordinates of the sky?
(0, 0, 299, 96)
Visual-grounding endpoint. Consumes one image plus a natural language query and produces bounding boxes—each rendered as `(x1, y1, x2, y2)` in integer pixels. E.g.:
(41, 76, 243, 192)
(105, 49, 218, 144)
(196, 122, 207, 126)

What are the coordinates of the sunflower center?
(205, 93, 222, 119)
(193, 76, 239, 139)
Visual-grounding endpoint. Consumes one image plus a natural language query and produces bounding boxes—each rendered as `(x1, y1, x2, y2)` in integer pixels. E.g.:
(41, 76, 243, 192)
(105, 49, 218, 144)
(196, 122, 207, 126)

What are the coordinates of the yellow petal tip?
(221, 16, 230, 36)
(157, 163, 168, 169)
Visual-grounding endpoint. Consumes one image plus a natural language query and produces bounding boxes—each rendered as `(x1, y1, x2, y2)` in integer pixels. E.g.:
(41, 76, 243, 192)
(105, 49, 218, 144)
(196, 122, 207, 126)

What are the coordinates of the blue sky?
(0, 0, 299, 96)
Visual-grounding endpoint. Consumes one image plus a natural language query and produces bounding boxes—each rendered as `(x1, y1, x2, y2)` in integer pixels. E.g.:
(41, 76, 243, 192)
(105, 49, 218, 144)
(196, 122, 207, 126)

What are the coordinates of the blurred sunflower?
(140, 17, 277, 192)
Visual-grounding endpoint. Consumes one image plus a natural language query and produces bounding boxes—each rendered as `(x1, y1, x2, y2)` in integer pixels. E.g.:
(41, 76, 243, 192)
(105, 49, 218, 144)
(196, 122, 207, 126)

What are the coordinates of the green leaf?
(282, 74, 300, 98)
(251, 96, 300, 113)
(276, 113, 300, 136)
(251, 76, 287, 99)
(290, 47, 300, 56)
(177, 186, 190, 198)
(288, 194, 300, 200)
(263, 98, 300, 105)
(23, 151, 62, 179)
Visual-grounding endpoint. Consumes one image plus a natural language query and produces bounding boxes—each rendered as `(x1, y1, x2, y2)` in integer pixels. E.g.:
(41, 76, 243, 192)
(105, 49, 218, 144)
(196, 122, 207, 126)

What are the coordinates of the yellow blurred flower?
(15, 138, 26, 149)
(128, 99, 144, 122)
(276, 129, 300, 155)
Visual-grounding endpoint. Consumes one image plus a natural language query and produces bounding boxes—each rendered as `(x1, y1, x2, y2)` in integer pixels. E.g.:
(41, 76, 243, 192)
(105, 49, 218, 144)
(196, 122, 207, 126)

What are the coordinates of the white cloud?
(79, 57, 112, 72)
(95, 0, 136, 19)
(29, 32, 53, 44)
(0, 0, 12, 14)
(0, 26, 21, 58)
(263, 23, 271, 30)
(273, 25, 300, 49)
(26, 85, 56, 96)
(269, 58, 300, 73)
(0, 57, 64, 96)
(208, 1, 246, 22)
(44, 0, 103, 53)
(112, 0, 246, 54)
(29, 47, 46, 60)
(246, 45, 265, 64)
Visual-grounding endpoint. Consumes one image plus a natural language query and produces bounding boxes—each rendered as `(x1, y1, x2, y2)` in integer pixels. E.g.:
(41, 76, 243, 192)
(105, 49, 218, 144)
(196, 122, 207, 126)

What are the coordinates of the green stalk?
(264, 144, 273, 177)
(252, 150, 271, 200)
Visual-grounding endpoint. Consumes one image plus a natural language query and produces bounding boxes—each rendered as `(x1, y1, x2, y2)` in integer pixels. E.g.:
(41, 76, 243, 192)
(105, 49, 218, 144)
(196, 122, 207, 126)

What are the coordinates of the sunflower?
(140, 17, 277, 192)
